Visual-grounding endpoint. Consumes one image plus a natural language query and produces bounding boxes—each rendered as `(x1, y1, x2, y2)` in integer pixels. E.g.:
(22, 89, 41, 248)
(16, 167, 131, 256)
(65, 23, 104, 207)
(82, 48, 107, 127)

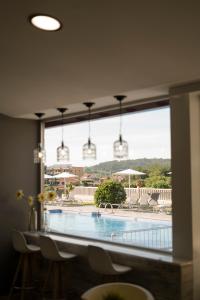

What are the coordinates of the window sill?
(25, 231, 191, 267)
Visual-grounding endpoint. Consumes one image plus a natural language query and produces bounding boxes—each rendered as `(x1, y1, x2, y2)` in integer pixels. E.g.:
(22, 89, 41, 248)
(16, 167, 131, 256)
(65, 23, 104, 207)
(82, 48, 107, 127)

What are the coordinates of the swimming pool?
(46, 211, 172, 251)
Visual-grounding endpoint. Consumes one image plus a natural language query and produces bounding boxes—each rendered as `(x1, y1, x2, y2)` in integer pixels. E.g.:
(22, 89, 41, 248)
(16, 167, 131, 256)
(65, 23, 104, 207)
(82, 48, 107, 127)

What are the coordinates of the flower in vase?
(16, 189, 24, 200)
(27, 195, 34, 207)
(48, 191, 56, 201)
(37, 192, 46, 203)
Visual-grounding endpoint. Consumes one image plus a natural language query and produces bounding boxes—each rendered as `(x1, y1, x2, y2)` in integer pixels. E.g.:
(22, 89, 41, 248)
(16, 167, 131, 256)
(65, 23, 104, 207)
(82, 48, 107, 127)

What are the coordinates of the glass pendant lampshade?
(82, 102, 96, 160)
(56, 108, 70, 161)
(113, 95, 129, 160)
(34, 113, 46, 164)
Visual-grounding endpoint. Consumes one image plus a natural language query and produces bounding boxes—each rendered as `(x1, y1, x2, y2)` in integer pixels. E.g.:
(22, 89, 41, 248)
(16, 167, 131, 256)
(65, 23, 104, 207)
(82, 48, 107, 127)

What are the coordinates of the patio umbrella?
(113, 169, 146, 199)
(52, 172, 78, 194)
(44, 174, 53, 179)
(52, 172, 78, 179)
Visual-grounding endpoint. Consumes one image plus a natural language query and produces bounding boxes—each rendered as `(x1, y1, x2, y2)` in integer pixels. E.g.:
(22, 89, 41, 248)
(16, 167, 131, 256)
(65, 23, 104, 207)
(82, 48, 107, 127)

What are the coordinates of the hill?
(85, 158, 171, 175)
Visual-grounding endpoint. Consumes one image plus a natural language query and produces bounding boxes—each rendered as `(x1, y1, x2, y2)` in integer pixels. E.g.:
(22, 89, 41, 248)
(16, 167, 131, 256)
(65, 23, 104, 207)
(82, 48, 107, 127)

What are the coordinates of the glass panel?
(44, 107, 172, 252)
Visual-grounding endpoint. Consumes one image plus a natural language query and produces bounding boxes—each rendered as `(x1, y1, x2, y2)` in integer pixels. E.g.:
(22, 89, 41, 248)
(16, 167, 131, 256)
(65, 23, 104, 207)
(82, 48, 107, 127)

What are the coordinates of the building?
(0, 2, 200, 299)
(46, 164, 84, 177)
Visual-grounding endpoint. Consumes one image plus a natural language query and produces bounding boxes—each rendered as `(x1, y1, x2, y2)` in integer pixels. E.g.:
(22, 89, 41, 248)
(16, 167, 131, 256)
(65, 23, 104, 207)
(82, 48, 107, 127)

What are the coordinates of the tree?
(145, 175, 171, 188)
(94, 180, 126, 207)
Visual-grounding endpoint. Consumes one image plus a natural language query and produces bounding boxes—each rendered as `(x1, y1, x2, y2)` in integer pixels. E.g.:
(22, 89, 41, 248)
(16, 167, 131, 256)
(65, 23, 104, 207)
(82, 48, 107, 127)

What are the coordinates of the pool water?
(46, 211, 172, 251)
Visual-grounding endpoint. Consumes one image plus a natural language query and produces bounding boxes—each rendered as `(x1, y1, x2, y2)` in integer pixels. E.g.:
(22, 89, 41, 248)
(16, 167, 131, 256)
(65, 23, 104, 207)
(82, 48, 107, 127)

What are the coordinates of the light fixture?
(113, 95, 128, 160)
(82, 102, 96, 160)
(57, 108, 69, 161)
(34, 113, 46, 164)
(29, 14, 62, 31)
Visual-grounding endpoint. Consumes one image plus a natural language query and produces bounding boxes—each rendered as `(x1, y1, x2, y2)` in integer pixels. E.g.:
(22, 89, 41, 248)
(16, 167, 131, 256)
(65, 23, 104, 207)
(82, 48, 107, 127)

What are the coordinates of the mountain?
(85, 158, 171, 175)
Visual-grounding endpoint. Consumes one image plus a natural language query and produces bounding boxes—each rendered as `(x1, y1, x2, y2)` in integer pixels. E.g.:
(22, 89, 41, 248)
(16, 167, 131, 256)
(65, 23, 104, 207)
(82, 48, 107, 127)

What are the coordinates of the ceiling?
(1, 1, 200, 119)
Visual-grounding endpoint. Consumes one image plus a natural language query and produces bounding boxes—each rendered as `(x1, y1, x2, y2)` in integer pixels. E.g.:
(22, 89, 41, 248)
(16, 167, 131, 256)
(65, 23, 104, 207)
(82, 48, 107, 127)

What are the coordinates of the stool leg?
(54, 262, 60, 300)
(58, 262, 63, 298)
(42, 261, 53, 294)
(8, 254, 23, 299)
(21, 254, 29, 300)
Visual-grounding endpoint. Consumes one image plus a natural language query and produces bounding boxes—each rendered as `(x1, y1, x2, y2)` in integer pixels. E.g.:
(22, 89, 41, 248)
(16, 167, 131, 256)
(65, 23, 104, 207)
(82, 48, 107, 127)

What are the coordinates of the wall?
(0, 114, 39, 294)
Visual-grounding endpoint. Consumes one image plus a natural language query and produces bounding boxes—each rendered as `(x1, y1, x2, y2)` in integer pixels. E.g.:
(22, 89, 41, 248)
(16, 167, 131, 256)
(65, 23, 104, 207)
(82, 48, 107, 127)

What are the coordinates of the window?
(43, 106, 172, 252)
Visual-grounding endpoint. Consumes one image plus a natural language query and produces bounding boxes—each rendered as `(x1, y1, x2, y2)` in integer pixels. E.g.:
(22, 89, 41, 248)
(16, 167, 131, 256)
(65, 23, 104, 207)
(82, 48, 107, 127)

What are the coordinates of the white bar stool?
(88, 245, 131, 282)
(39, 235, 77, 300)
(81, 282, 154, 300)
(9, 230, 40, 300)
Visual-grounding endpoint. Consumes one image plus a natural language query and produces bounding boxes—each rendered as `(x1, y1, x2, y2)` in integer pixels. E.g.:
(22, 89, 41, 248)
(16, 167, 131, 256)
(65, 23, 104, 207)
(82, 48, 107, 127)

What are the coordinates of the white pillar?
(170, 88, 200, 300)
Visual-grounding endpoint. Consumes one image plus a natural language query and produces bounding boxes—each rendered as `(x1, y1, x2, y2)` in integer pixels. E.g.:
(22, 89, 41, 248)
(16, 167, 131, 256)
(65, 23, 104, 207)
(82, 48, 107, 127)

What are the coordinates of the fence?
(111, 225, 172, 251)
(71, 186, 172, 202)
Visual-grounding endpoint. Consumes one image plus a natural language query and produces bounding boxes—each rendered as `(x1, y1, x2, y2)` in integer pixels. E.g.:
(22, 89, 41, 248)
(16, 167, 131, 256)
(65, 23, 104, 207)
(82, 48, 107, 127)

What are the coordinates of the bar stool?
(9, 230, 40, 300)
(88, 245, 131, 281)
(40, 235, 77, 300)
(81, 282, 154, 300)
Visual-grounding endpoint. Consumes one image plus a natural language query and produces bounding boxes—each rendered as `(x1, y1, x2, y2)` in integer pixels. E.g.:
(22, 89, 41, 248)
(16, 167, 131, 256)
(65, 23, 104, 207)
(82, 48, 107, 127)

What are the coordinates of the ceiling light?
(57, 108, 70, 162)
(34, 113, 46, 164)
(113, 95, 129, 160)
(82, 102, 96, 160)
(29, 14, 62, 31)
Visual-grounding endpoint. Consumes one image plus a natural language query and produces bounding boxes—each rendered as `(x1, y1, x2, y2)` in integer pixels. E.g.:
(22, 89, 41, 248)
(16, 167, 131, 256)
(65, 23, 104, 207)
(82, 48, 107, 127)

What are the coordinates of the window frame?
(40, 96, 171, 254)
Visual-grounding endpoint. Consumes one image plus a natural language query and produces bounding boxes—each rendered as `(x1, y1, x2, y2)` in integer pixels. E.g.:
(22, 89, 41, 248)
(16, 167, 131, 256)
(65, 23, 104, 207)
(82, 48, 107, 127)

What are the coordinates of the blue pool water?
(46, 211, 172, 251)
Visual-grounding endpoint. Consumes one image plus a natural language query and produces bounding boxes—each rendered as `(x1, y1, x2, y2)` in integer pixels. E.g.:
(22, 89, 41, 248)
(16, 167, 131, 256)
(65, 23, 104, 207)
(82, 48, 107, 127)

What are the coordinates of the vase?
(41, 208, 49, 233)
(28, 208, 38, 232)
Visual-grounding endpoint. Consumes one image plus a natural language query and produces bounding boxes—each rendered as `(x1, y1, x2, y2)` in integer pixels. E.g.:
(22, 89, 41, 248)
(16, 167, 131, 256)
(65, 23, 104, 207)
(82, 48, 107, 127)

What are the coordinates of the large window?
(43, 106, 172, 252)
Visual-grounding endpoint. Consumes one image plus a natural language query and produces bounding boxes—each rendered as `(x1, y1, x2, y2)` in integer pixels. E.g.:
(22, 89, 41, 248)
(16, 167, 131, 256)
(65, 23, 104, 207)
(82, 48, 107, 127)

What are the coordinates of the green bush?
(94, 180, 126, 207)
(145, 175, 171, 188)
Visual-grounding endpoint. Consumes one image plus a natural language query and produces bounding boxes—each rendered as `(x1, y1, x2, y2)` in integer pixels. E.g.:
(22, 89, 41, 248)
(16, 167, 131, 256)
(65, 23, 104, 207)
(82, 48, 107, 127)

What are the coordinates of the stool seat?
(112, 263, 131, 274)
(26, 244, 40, 253)
(81, 282, 154, 300)
(39, 235, 77, 262)
(59, 251, 77, 260)
(88, 245, 131, 275)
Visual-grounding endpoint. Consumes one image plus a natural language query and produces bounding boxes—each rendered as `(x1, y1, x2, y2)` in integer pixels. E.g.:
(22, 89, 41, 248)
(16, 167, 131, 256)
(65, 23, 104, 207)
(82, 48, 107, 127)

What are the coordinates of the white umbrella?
(52, 172, 78, 194)
(52, 172, 78, 179)
(44, 174, 53, 179)
(113, 169, 145, 199)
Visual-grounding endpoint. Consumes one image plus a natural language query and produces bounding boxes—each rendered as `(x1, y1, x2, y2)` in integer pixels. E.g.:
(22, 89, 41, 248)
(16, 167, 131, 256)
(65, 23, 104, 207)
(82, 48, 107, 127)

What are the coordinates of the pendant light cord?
(119, 99, 122, 136)
(88, 106, 91, 140)
(61, 111, 64, 145)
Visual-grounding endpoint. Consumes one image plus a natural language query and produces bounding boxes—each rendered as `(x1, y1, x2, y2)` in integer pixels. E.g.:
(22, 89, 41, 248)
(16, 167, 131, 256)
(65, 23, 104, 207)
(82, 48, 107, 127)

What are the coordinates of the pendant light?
(113, 95, 128, 160)
(82, 102, 96, 160)
(34, 113, 46, 164)
(56, 108, 70, 161)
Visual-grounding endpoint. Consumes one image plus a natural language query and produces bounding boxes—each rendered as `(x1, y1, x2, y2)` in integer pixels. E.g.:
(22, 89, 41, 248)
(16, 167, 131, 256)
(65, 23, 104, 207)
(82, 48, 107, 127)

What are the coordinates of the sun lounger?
(120, 193, 139, 209)
(138, 193, 151, 206)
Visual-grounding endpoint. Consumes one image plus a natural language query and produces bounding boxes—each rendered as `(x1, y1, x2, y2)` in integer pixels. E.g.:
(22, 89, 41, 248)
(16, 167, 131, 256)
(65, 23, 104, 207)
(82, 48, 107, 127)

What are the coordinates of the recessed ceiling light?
(29, 14, 62, 31)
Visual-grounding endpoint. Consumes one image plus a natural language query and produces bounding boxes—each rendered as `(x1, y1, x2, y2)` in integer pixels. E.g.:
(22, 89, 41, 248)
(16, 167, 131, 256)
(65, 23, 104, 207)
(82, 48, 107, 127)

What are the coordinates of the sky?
(45, 107, 171, 167)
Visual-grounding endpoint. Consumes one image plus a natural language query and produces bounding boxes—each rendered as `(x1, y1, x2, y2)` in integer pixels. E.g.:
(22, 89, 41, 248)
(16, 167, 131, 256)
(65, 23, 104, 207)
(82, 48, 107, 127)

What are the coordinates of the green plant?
(145, 175, 171, 188)
(94, 180, 126, 207)
(103, 292, 124, 300)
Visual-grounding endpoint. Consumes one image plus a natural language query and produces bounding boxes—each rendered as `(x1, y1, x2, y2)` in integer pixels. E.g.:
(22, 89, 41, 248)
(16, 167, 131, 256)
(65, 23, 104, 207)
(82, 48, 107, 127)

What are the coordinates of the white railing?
(71, 186, 172, 202)
(111, 225, 172, 250)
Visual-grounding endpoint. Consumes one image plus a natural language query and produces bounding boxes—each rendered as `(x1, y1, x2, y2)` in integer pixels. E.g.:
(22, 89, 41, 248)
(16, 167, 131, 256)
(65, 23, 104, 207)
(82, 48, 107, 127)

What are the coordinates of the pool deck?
(46, 204, 171, 221)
